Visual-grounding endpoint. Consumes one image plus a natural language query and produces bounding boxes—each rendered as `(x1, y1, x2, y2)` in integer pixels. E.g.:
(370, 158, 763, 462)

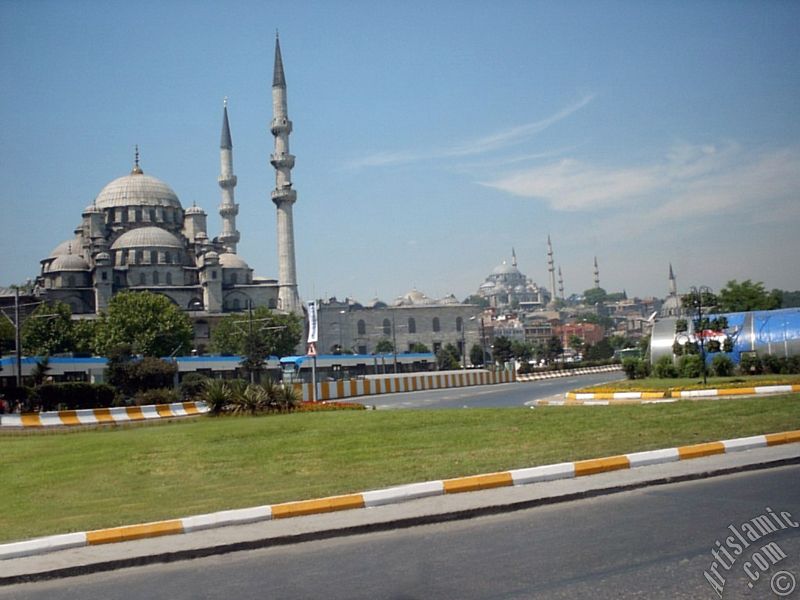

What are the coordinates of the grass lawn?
(2, 394, 800, 543)
(582, 373, 800, 392)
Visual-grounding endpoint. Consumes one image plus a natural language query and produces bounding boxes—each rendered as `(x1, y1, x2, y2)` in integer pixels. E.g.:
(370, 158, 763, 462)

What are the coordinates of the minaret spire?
(218, 98, 240, 253)
(511, 247, 517, 268)
(593, 256, 600, 289)
(668, 263, 677, 297)
(131, 144, 143, 175)
(547, 235, 557, 307)
(270, 34, 302, 314)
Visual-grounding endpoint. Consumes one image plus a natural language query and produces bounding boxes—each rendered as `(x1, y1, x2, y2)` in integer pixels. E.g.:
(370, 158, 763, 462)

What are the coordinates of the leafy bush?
(761, 354, 783, 375)
(133, 388, 180, 406)
(635, 359, 651, 379)
(201, 378, 230, 416)
(738, 353, 763, 375)
(180, 372, 209, 400)
(653, 355, 678, 379)
(711, 354, 735, 377)
(678, 354, 704, 379)
(33, 382, 117, 411)
(107, 354, 178, 397)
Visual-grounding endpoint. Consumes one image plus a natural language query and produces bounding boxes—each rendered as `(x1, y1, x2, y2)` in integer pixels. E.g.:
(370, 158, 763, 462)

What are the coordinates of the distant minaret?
(558, 266, 564, 299)
(547, 235, 557, 306)
(270, 33, 302, 314)
(218, 98, 240, 254)
(668, 263, 677, 297)
(593, 256, 600, 289)
(511, 247, 517, 268)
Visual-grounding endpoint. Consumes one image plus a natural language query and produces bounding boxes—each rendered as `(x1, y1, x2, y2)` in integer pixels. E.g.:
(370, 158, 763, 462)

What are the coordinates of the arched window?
(357, 320, 366, 335)
(135, 208, 142, 222)
(232, 298, 240, 310)
(230, 273, 238, 285)
(139, 272, 146, 285)
(456, 317, 463, 332)
(383, 319, 391, 336)
(432, 317, 441, 332)
(153, 271, 159, 285)
(149, 209, 156, 222)
(164, 252, 171, 264)
(66, 275, 76, 287)
(150, 250, 157, 264)
(166, 272, 172, 285)
(408, 317, 416, 333)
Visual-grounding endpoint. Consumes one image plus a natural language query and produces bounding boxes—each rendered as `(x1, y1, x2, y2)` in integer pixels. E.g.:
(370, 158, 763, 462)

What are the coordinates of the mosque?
(35, 36, 302, 318)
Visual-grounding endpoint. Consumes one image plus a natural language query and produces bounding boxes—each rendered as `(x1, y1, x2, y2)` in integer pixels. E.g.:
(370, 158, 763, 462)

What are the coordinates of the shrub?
(31, 382, 117, 411)
(761, 354, 783, 375)
(133, 388, 180, 406)
(678, 354, 704, 379)
(180, 372, 209, 400)
(653, 355, 678, 379)
(738, 353, 762, 376)
(711, 354, 735, 377)
(622, 357, 638, 380)
(635, 359, 651, 380)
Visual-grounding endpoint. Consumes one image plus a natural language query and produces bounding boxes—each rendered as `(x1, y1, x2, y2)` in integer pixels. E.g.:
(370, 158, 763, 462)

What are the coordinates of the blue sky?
(2, 0, 799, 304)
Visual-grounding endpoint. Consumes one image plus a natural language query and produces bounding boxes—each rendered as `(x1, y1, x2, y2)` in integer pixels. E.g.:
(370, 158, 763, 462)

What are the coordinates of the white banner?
(307, 301, 318, 343)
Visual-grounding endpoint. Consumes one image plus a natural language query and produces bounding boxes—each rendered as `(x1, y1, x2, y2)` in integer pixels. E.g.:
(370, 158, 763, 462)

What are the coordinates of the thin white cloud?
(480, 143, 800, 233)
(345, 94, 596, 169)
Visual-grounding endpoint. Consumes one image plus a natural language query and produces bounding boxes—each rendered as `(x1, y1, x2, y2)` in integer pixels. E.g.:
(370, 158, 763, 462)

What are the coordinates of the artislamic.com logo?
(704, 506, 798, 598)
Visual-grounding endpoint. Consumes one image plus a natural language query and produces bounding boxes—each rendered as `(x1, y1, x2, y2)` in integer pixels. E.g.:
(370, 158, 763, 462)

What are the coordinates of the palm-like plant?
(276, 384, 299, 412)
(201, 379, 230, 416)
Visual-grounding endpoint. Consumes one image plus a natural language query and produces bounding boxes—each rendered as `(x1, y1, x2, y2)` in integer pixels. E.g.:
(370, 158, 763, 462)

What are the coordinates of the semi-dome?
(219, 252, 250, 270)
(110, 226, 184, 250)
(95, 172, 182, 210)
(49, 254, 90, 272)
(396, 289, 433, 306)
(49, 237, 82, 258)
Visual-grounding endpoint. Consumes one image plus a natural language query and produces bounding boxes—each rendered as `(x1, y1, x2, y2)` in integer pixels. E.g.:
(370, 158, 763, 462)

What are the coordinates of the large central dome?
(95, 171, 182, 210)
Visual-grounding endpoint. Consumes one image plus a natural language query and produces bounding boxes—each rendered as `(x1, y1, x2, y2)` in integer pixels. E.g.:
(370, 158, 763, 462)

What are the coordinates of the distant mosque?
(35, 35, 302, 317)
(477, 248, 550, 310)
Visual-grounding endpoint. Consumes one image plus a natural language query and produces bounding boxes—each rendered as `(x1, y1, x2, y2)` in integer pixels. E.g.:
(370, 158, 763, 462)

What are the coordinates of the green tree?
(21, 301, 76, 356)
(375, 338, 394, 354)
(778, 290, 800, 308)
(583, 287, 607, 306)
(568, 335, 584, 354)
(436, 343, 461, 370)
(0, 315, 15, 355)
(546, 335, 564, 362)
(209, 306, 302, 358)
(585, 338, 614, 361)
(409, 342, 431, 353)
(717, 280, 782, 312)
(469, 343, 485, 366)
(511, 340, 533, 361)
(95, 291, 193, 357)
(492, 337, 514, 365)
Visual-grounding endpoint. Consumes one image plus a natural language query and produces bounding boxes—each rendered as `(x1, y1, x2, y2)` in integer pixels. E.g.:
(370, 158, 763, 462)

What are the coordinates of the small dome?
(49, 238, 82, 258)
(83, 203, 103, 215)
(185, 204, 206, 216)
(95, 251, 112, 263)
(95, 172, 182, 210)
(438, 294, 459, 305)
(204, 251, 219, 260)
(49, 254, 90, 272)
(111, 226, 184, 250)
(219, 252, 249, 270)
(396, 289, 433, 306)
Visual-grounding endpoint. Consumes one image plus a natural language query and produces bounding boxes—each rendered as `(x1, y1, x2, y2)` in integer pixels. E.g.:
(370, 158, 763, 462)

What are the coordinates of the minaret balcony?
(218, 203, 239, 217)
(217, 175, 237, 188)
(271, 187, 297, 205)
(270, 153, 295, 169)
(270, 118, 293, 135)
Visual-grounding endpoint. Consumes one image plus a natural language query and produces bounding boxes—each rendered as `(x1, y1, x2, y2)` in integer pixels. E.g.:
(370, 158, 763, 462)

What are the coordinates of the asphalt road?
(368, 371, 624, 409)
(5, 465, 798, 599)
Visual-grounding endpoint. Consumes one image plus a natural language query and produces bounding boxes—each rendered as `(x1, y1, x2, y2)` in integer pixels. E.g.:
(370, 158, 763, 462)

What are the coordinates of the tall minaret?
(547, 235, 557, 306)
(511, 247, 517, 268)
(668, 263, 677, 297)
(593, 256, 600, 289)
(218, 98, 240, 254)
(558, 266, 564, 299)
(270, 33, 302, 314)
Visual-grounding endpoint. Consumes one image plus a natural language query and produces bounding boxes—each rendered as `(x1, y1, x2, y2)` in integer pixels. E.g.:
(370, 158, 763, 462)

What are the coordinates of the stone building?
(477, 250, 550, 310)
(316, 291, 482, 359)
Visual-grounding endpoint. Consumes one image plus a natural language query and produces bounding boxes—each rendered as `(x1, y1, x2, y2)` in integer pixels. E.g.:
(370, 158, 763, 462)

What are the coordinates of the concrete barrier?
(0, 401, 208, 429)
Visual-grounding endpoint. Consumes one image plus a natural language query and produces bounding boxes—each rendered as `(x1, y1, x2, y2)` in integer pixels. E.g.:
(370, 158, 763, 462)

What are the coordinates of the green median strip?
(2, 393, 799, 544)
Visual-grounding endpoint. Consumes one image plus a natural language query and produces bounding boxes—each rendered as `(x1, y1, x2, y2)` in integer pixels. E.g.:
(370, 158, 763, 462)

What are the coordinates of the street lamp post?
(689, 285, 712, 386)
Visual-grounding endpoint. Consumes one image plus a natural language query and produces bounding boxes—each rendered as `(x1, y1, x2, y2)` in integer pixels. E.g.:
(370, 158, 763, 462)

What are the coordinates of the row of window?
(356, 317, 463, 336)
(116, 250, 180, 266)
(111, 207, 181, 224)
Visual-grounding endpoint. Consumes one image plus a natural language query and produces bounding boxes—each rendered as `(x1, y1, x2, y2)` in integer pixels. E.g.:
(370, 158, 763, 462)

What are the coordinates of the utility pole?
(14, 287, 22, 387)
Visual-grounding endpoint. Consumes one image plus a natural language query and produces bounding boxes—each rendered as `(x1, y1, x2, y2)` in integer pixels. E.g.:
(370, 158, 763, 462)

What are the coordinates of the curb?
(2, 428, 799, 561)
(552, 383, 800, 405)
(0, 401, 208, 429)
(516, 365, 621, 382)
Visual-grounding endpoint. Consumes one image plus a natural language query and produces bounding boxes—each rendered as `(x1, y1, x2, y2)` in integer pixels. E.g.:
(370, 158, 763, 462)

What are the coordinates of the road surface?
(4, 464, 797, 599)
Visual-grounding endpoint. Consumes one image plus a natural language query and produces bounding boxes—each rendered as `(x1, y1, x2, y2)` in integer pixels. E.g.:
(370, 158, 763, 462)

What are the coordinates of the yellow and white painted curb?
(294, 369, 515, 402)
(0, 402, 208, 428)
(515, 364, 621, 383)
(2, 428, 798, 560)
(540, 383, 800, 406)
